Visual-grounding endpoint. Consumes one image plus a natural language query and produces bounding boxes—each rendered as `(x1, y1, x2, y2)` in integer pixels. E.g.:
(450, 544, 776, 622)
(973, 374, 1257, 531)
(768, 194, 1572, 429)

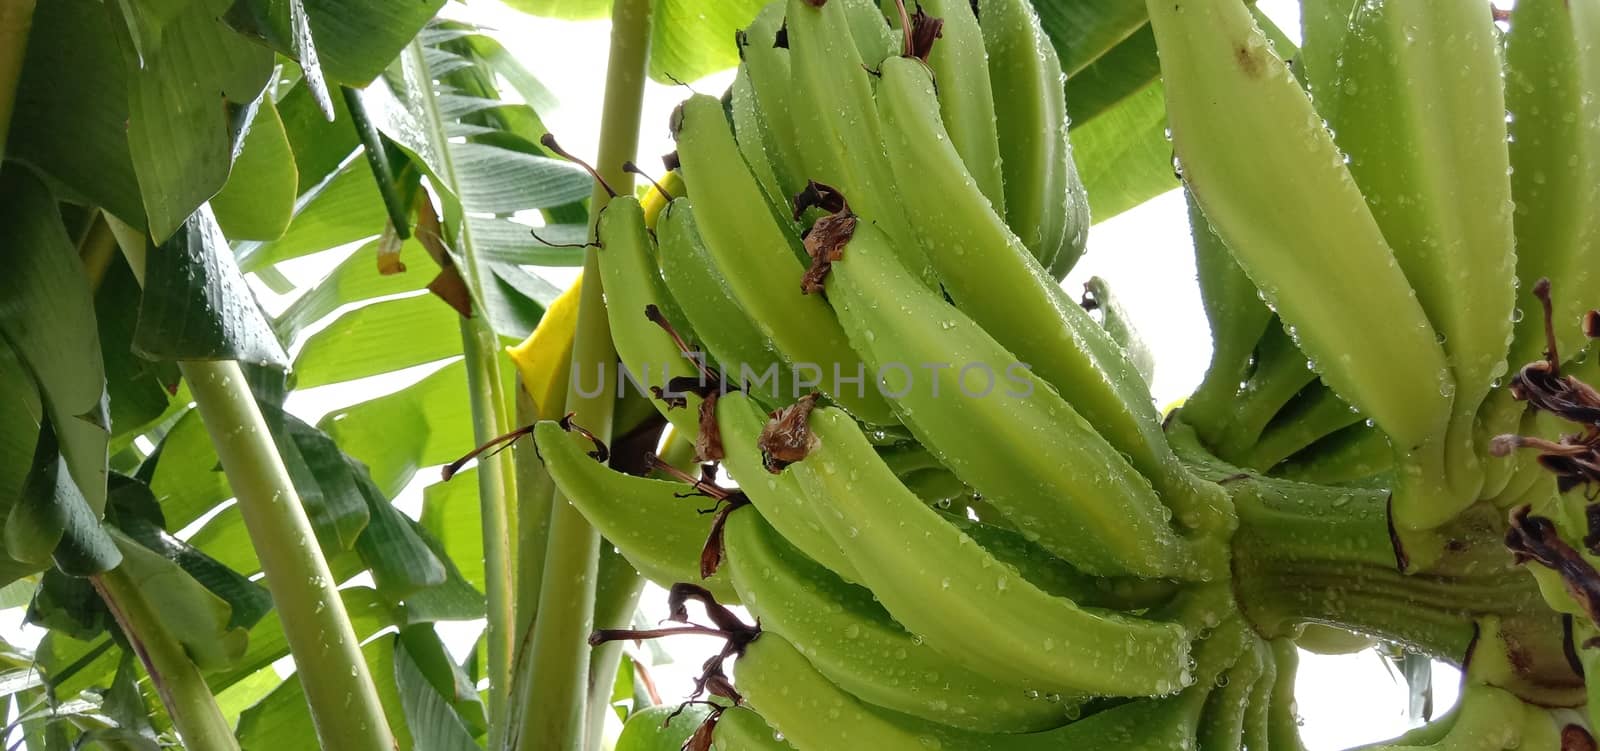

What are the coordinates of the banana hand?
(675, 94, 896, 424)
(791, 404, 1193, 696)
(1148, 0, 1454, 498)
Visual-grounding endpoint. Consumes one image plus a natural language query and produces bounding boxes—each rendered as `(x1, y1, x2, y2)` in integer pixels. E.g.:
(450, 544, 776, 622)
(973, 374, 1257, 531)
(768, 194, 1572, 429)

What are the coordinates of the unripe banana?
(1083, 276, 1156, 387)
(1147, 0, 1453, 482)
(531, 421, 738, 603)
(822, 215, 1200, 578)
(1209, 323, 1319, 464)
(1297, 0, 1358, 118)
(734, 631, 1210, 751)
(1266, 639, 1308, 751)
(595, 197, 705, 439)
(1242, 640, 1276, 751)
(976, 0, 1089, 274)
(674, 94, 895, 424)
(730, 66, 794, 226)
(1327, 0, 1514, 525)
(655, 198, 792, 406)
(1196, 640, 1263, 751)
(1272, 424, 1394, 489)
(715, 391, 859, 583)
(839, 0, 897, 63)
(615, 703, 711, 750)
(791, 404, 1193, 696)
(783, 0, 936, 287)
(1503, 0, 1600, 372)
(873, 54, 1234, 550)
(1183, 189, 1274, 448)
(738, 3, 809, 203)
(712, 707, 795, 750)
(1349, 685, 1526, 750)
(1246, 383, 1363, 472)
(721, 507, 1083, 733)
(885, 0, 1006, 216)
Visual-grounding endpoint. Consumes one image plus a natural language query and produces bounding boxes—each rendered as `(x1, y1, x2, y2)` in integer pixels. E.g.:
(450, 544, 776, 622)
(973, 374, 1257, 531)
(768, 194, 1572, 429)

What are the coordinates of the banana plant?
(3, 0, 1599, 750)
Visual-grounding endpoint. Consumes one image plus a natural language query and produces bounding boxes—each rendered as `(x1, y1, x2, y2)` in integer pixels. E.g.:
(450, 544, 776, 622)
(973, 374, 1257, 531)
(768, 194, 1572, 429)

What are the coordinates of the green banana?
(1297, 0, 1359, 120)
(977, 0, 1090, 273)
(674, 94, 895, 424)
(1266, 639, 1308, 751)
(594, 196, 705, 440)
(614, 703, 711, 751)
(1148, 0, 1454, 497)
(712, 707, 795, 750)
(734, 631, 1211, 751)
(737, 2, 809, 203)
(821, 216, 1199, 578)
(654, 198, 791, 407)
(781, 0, 935, 287)
(790, 404, 1193, 696)
(1351, 684, 1526, 750)
(721, 507, 1083, 733)
(532, 421, 737, 603)
(1246, 382, 1363, 472)
(730, 66, 795, 229)
(1328, 0, 1515, 526)
(884, 0, 1006, 216)
(1503, 0, 1600, 372)
(1196, 639, 1263, 751)
(839, 0, 897, 64)
(1183, 188, 1274, 447)
(1241, 640, 1275, 751)
(1082, 276, 1156, 388)
(1272, 423, 1394, 489)
(715, 391, 859, 583)
(1210, 322, 1320, 464)
(873, 54, 1234, 550)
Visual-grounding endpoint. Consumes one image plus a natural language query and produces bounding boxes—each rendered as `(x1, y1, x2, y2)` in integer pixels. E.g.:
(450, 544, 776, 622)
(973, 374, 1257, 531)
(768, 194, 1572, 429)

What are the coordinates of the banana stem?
(399, 39, 520, 735)
(1226, 472, 1554, 664)
(514, 2, 651, 748)
(0, 0, 33, 160)
(117, 235, 396, 751)
(583, 547, 645, 745)
(91, 566, 238, 751)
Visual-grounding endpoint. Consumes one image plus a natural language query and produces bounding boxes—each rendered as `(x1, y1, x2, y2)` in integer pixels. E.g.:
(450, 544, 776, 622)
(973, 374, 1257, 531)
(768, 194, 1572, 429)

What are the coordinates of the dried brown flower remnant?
(589, 583, 759, 729)
(759, 393, 821, 473)
(1492, 279, 1600, 494)
(907, 4, 944, 63)
(1506, 505, 1600, 630)
(793, 181, 856, 294)
(558, 413, 611, 463)
(696, 390, 725, 462)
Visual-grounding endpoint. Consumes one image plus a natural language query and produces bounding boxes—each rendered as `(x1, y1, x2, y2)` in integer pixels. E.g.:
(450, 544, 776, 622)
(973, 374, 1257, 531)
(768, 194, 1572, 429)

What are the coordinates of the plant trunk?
(92, 564, 239, 751)
(118, 232, 396, 751)
(513, 2, 652, 747)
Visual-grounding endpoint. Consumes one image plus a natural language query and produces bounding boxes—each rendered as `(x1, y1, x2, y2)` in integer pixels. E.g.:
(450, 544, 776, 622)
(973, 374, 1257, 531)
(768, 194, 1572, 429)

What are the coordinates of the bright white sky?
(0, 1, 1478, 748)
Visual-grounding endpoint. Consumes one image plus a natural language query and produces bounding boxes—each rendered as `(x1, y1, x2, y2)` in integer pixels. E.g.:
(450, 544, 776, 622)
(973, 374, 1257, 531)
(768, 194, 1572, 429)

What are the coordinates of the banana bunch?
(1162, 0, 1600, 548)
(496, 0, 1600, 745)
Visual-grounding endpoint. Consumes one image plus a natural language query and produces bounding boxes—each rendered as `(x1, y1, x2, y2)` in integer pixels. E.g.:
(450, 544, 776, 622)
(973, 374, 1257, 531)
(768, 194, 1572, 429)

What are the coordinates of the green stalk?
(400, 40, 519, 736)
(118, 235, 395, 751)
(514, 2, 651, 748)
(583, 547, 644, 745)
(91, 566, 238, 751)
(0, 0, 33, 159)
(503, 379, 556, 742)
